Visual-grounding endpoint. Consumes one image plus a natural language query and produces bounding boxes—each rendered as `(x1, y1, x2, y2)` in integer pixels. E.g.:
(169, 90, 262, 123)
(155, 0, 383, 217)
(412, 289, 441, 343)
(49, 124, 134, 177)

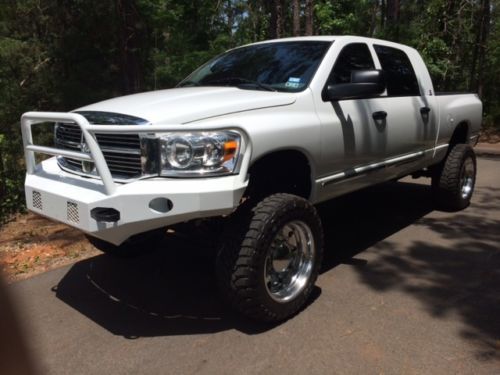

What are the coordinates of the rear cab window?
(373, 45, 420, 97)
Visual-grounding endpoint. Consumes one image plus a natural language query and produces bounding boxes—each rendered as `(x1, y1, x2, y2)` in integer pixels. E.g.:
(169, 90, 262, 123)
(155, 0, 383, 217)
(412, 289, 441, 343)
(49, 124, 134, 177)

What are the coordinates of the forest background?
(0, 0, 498, 223)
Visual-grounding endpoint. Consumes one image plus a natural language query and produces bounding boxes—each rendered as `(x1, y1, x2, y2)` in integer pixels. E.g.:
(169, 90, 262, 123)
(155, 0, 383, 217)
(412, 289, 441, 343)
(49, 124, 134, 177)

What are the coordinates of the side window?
(374, 45, 420, 96)
(328, 43, 375, 85)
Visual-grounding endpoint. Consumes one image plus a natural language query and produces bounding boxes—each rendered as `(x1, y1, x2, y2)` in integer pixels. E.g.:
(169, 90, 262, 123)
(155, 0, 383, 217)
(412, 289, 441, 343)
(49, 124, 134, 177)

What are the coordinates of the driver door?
(317, 43, 389, 180)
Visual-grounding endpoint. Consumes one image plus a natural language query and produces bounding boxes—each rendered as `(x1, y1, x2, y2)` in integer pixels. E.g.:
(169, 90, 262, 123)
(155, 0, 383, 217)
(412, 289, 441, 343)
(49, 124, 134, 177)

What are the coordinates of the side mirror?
(323, 70, 386, 101)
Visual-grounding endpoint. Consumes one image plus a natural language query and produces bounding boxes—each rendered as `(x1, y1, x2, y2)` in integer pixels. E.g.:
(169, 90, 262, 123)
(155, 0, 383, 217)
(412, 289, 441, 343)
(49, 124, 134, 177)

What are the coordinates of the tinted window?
(374, 45, 420, 96)
(178, 41, 331, 93)
(328, 43, 375, 85)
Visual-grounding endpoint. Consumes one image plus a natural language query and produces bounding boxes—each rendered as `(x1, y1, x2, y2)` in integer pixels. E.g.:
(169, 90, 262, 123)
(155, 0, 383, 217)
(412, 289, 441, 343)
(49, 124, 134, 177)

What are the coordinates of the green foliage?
(0, 133, 25, 223)
(0, 0, 499, 222)
(315, 0, 371, 35)
(415, 37, 453, 88)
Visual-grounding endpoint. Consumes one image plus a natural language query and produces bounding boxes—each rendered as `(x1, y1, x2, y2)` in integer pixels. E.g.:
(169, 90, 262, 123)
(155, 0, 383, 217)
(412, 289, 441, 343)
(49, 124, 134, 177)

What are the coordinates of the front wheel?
(432, 143, 477, 211)
(216, 193, 324, 322)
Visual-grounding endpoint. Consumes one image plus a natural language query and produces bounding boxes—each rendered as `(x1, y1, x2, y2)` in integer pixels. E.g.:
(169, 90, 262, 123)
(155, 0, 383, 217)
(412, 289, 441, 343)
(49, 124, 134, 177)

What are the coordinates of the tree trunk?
(386, 0, 400, 40)
(444, 0, 463, 90)
(292, 0, 300, 36)
(476, 0, 491, 96)
(0, 146, 4, 202)
(386, 0, 400, 21)
(305, 0, 313, 36)
(368, 0, 379, 36)
(440, 0, 456, 34)
(247, 1, 258, 42)
(115, 0, 144, 94)
(268, 0, 284, 38)
(469, 2, 483, 91)
(380, 0, 386, 29)
(226, 0, 234, 39)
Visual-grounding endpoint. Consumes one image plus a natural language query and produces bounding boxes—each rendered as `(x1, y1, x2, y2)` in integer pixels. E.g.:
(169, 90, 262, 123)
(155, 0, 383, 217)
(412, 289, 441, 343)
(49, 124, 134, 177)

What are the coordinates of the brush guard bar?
(21, 112, 199, 195)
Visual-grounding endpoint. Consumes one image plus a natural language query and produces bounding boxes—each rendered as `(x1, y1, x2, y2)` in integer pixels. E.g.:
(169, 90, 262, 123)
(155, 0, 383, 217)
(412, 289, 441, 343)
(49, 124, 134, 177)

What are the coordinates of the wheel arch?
(449, 121, 470, 148)
(245, 148, 315, 200)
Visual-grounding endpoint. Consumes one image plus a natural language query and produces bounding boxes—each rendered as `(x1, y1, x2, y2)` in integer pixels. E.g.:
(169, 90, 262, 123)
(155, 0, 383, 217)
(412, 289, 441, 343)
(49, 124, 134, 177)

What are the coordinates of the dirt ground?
(0, 213, 99, 283)
(479, 127, 500, 143)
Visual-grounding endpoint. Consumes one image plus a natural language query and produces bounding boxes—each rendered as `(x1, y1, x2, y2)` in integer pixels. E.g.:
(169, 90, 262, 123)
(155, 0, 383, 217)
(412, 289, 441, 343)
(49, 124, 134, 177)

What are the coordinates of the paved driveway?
(9, 156, 500, 374)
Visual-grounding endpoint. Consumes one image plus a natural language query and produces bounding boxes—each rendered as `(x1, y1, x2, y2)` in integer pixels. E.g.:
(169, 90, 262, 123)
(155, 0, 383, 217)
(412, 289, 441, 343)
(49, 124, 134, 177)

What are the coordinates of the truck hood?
(75, 87, 296, 124)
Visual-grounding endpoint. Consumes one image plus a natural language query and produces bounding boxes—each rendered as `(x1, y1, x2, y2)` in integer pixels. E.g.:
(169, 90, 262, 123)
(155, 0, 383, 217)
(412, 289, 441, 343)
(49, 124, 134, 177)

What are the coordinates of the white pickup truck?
(21, 36, 482, 322)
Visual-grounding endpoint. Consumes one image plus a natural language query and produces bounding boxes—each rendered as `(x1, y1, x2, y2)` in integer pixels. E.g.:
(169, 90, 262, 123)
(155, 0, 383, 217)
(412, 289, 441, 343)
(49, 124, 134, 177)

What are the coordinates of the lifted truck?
(21, 36, 482, 322)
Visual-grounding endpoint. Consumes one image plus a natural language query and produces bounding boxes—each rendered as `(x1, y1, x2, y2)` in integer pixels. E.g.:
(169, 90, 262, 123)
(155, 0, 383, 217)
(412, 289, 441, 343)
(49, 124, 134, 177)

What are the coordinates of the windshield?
(178, 41, 332, 93)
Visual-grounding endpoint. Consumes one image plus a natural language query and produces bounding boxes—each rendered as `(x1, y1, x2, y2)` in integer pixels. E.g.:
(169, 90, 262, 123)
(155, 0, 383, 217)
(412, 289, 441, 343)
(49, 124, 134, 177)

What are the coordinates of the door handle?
(372, 111, 387, 121)
(420, 107, 431, 115)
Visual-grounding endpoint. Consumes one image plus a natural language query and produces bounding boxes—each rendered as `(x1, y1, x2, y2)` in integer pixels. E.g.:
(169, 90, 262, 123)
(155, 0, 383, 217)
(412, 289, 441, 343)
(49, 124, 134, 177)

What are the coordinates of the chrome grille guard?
(20, 112, 188, 196)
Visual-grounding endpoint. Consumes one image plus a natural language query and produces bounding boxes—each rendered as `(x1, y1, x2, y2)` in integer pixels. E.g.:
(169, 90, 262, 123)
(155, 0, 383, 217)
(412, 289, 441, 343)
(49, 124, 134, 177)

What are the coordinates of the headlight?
(159, 131, 241, 177)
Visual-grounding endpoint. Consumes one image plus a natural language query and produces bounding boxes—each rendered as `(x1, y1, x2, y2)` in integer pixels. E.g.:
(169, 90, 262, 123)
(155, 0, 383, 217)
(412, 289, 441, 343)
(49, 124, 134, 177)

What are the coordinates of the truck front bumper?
(26, 158, 247, 245)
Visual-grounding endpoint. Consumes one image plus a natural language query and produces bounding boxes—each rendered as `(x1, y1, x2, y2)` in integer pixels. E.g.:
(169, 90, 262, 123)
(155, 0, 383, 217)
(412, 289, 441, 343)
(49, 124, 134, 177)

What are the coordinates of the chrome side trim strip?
(317, 171, 346, 186)
(317, 150, 426, 187)
(434, 143, 449, 151)
(383, 150, 425, 165)
(432, 143, 449, 158)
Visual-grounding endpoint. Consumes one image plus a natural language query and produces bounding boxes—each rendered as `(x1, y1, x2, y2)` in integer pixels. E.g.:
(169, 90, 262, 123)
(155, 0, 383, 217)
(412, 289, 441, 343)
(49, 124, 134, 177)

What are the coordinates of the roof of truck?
(243, 35, 412, 51)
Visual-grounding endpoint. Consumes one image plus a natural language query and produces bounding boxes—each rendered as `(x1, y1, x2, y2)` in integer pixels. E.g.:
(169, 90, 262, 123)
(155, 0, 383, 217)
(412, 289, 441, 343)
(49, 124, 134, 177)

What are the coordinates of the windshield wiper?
(203, 77, 277, 92)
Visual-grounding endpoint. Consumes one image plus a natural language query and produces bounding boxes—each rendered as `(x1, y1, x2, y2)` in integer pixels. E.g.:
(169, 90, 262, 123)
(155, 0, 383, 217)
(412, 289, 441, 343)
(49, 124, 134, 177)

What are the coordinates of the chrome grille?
(55, 123, 81, 144)
(55, 123, 142, 179)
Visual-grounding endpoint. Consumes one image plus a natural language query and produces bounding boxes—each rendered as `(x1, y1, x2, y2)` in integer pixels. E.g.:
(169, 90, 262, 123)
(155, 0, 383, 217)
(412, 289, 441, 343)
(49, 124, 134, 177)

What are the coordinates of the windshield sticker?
(285, 77, 301, 88)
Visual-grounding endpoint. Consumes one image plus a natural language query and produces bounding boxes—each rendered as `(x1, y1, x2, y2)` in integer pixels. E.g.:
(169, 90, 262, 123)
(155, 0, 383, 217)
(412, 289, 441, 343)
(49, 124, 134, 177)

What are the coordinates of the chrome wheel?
(460, 157, 475, 199)
(216, 193, 323, 322)
(264, 220, 315, 303)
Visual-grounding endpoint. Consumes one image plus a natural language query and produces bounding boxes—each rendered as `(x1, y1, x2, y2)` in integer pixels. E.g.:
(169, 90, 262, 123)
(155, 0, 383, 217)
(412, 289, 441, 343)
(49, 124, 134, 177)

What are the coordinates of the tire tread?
(432, 143, 476, 211)
(216, 193, 323, 322)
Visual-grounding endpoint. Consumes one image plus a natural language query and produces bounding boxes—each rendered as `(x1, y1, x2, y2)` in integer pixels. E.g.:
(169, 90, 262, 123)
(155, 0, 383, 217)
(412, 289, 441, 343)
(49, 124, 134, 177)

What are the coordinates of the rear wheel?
(86, 228, 165, 258)
(216, 193, 323, 322)
(432, 143, 477, 211)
